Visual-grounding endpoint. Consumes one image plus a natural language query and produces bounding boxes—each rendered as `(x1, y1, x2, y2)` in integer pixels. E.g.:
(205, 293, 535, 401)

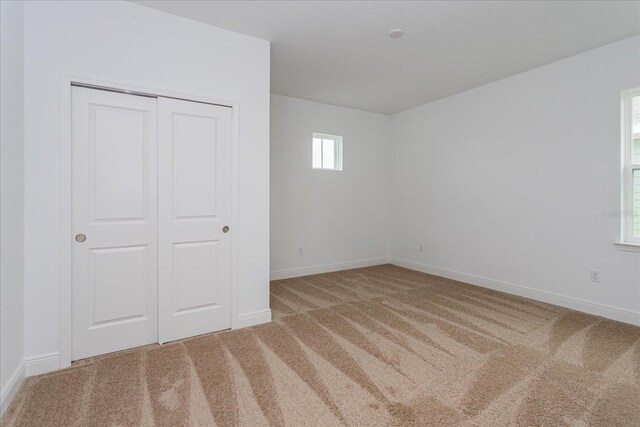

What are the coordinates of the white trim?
(59, 74, 72, 369)
(25, 352, 61, 377)
(59, 73, 240, 369)
(270, 257, 390, 281)
(390, 258, 640, 326)
(312, 132, 343, 171)
(620, 88, 640, 244)
(0, 359, 25, 416)
(614, 242, 640, 252)
(233, 309, 272, 329)
(230, 92, 241, 334)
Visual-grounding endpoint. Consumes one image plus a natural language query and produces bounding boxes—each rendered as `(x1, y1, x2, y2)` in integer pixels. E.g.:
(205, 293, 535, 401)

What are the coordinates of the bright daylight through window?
(312, 133, 343, 171)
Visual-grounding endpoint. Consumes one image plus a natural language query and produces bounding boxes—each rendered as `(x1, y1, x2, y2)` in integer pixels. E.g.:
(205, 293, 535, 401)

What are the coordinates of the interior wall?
(23, 0, 270, 369)
(0, 0, 25, 414)
(390, 35, 640, 323)
(270, 94, 391, 278)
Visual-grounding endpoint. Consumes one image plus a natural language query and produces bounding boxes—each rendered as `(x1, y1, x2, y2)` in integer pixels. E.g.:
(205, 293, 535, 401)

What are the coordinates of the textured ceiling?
(134, 1, 640, 114)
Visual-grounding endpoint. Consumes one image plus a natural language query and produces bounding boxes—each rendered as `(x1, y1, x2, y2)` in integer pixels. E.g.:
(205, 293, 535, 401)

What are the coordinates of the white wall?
(270, 95, 391, 278)
(391, 36, 640, 323)
(1, 0, 25, 414)
(16, 1, 640, 383)
(23, 0, 270, 369)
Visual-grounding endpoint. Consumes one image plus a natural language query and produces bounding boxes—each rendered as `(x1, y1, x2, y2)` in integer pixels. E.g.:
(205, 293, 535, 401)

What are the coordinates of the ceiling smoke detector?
(388, 29, 405, 39)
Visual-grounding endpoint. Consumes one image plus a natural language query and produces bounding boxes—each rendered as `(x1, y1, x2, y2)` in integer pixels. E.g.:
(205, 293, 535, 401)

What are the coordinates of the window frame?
(312, 133, 343, 171)
(620, 88, 640, 245)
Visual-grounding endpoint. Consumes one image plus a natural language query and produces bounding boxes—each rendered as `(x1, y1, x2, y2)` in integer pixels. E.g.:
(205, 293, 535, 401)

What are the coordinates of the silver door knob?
(75, 234, 86, 243)
(222, 226, 230, 233)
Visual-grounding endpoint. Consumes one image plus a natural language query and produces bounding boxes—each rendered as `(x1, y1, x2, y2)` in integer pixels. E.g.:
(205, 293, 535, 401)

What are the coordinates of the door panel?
(172, 113, 218, 218)
(91, 245, 147, 324)
(173, 241, 219, 312)
(92, 106, 148, 221)
(158, 97, 232, 343)
(71, 87, 158, 360)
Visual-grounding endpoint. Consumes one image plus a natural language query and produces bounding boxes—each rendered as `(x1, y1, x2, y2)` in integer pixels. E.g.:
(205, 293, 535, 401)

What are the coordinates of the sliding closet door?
(157, 98, 233, 343)
(71, 87, 158, 360)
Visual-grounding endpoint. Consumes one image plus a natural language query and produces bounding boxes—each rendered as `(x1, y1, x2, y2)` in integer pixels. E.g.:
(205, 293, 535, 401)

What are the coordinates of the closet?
(71, 86, 232, 360)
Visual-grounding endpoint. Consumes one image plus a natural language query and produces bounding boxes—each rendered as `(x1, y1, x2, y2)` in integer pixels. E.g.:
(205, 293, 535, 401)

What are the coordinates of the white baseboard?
(390, 258, 640, 326)
(233, 309, 272, 329)
(25, 352, 61, 377)
(270, 257, 390, 281)
(1, 359, 25, 417)
(22, 311, 272, 378)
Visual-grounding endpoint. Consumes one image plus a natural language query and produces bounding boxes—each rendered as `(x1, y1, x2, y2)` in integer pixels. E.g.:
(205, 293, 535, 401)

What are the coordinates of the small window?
(621, 88, 640, 243)
(312, 133, 343, 171)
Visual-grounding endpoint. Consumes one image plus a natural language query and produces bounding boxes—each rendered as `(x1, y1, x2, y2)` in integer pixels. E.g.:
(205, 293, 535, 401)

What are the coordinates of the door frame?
(59, 74, 240, 368)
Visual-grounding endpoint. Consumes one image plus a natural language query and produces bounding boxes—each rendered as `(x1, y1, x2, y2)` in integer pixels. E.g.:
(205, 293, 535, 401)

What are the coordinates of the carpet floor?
(3, 264, 640, 426)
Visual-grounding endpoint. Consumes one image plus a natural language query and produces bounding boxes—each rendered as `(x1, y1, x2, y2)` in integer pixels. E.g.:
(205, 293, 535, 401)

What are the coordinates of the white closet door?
(71, 87, 158, 360)
(158, 97, 233, 343)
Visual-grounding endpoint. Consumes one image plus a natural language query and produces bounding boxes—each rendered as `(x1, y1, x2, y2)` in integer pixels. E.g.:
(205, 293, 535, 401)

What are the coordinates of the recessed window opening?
(312, 133, 343, 171)
(621, 88, 640, 243)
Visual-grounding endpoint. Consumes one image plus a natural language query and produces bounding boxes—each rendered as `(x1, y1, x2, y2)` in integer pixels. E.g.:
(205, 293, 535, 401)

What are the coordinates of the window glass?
(312, 138, 322, 168)
(322, 139, 335, 169)
(312, 133, 342, 170)
(633, 169, 640, 238)
(632, 96, 640, 164)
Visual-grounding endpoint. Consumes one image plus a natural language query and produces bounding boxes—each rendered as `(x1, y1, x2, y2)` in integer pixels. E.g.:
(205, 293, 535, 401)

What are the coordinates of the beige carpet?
(3, 264, 640, 426)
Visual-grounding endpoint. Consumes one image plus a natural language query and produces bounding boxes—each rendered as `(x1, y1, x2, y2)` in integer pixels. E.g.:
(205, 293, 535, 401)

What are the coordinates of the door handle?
(75, 234, 86, 243)
(222, 226, 230, 233)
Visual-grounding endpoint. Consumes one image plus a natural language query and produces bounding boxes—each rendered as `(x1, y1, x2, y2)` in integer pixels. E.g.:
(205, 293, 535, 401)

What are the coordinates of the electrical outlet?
(298, 247, 304, 256)
(590, 270, 600, 283)
(419, 244, 424, 252)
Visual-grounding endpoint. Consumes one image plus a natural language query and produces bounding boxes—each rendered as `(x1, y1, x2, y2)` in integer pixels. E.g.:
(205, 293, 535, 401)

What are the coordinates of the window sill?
(614, 242, 640, 253)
